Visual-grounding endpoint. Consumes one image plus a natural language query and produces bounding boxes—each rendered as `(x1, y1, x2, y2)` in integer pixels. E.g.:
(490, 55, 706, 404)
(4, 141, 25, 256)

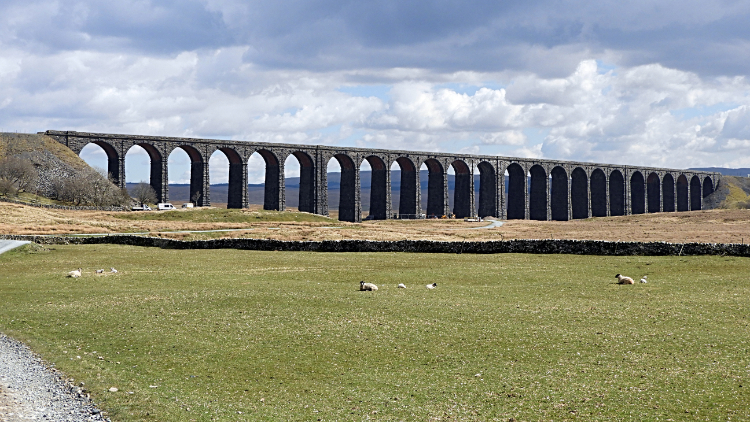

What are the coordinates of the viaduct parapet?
(44, 130, 720, 223)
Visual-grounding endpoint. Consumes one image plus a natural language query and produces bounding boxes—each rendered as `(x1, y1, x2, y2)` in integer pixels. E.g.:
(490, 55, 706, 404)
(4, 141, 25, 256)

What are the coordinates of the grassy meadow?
(1, 244, 749, 421)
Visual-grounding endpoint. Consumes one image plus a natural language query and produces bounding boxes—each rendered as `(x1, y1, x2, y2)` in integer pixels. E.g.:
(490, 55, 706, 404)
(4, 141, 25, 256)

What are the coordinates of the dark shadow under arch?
(529, 165, 547, 221)
(254, 149, 280, 211)
(690, 175, 701, 210)
(609, 170, 625, 216)
(291, 151, 315, 213)
(676, 175, 689, 212)
(332, 153, 357, 222)
(662, 173, 675, 212)
(451, 159, 471, 218)
(364, 155, 388, 220)
(506, 163, 525, 220)
(647, 172, 660, 213)
(395, 157, 417, 217)
(550, 166, 568, 221)
(591, 169, 607, 217)
(477, 162, 496, 218)
(571, 167, 588, 219)
(424, 159, 445, 217)
(630, 171, 645, 215)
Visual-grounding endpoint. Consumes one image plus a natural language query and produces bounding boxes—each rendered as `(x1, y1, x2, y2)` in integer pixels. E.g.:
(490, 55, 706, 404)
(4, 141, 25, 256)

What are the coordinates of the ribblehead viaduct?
(45, 130, 720, 223)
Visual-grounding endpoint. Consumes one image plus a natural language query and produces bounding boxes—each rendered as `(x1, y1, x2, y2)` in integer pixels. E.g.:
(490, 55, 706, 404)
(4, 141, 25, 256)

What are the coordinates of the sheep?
(615, 274, 635, 284)
(95, 269, 105, 274)
(640, 276, 648, 284)
(67, 268, 82, 278)
(110, 267, 118, 274)
(397, 283, 406, 289)
(426, 283, 437, 289)
(360, 281, 378, 291)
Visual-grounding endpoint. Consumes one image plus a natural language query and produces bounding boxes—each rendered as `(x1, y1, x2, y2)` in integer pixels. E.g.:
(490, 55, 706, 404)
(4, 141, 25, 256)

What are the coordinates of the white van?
(157, 203, 175, 211)
(181, 203, 194, 208)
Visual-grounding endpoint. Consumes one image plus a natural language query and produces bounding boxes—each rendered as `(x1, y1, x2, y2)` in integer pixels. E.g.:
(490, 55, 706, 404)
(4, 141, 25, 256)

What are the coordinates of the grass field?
(1, 244, 749, 421)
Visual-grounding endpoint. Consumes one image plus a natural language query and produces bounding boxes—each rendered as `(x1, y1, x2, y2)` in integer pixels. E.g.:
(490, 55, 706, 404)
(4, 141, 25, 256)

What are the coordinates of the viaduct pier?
(45, 130, 720, 223)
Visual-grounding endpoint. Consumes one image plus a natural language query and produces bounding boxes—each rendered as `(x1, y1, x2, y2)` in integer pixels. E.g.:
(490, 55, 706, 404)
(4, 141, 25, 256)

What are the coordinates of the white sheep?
(67, 268, 82, 278)
(397, 283, 406, 289)
(95, 269, 105, 274)
(640, 276, 648, 284)
(615, 274, 634, 284)
(426, 283, 437, 289)
(110, 267, 118, 274)
(360, 281, 378, 291)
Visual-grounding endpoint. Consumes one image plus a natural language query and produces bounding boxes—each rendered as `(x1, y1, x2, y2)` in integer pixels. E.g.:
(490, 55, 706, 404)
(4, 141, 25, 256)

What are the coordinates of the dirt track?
(2, 202, 750, 244)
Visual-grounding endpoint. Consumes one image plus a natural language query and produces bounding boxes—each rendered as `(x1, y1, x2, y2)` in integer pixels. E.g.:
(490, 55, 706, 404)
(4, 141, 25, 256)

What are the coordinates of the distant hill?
(690, 167, 750, 177)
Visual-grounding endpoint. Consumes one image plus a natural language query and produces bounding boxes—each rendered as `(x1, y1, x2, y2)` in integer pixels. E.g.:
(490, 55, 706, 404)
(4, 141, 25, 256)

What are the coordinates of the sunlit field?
(1, 244, 749, 421)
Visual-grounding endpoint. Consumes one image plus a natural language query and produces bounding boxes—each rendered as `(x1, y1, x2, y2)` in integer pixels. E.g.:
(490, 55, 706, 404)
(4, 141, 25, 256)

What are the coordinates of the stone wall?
(3, 234, 749, 257)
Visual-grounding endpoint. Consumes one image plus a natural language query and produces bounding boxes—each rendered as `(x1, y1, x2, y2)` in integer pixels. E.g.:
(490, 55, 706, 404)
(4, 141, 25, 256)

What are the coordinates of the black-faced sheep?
(360, 281, 378, 291)
(426, 283, 437, 289)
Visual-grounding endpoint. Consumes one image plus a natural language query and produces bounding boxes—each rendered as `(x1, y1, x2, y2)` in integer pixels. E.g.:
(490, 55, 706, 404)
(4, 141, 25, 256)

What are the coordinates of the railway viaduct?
(45, 130, 720, 223)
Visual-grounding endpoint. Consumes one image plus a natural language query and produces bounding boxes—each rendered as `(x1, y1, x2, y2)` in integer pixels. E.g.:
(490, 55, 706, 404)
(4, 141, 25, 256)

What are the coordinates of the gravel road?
(0, 334, 108, 421)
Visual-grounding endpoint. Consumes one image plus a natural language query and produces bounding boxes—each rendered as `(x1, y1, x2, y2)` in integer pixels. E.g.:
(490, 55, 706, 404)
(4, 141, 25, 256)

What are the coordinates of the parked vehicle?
(157, 203, 175, 211)
(131, 204, 152, 211)
(181, 203, 194, 208)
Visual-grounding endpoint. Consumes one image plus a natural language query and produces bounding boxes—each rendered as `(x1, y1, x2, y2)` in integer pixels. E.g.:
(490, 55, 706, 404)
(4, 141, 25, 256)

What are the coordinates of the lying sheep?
(67, 268, 82, 278)
(397, 283, 406, 289)
(640, 275, 648, 284)
(426, 283, 437, 289)
(360, 281, 378, 291)
(615, 274, 634, 284)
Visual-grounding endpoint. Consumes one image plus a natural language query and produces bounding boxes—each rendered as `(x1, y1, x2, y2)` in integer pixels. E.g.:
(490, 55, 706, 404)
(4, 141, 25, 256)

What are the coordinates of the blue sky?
(1, 0, 750, 183)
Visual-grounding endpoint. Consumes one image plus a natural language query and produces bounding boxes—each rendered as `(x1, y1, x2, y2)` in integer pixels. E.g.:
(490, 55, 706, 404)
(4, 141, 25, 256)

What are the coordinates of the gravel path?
(0, 334, 108, 421)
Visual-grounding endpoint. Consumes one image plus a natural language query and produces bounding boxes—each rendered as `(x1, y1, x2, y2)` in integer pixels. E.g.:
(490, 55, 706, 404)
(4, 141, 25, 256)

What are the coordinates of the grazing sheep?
(397, 283, 406, 289)
(640, 276, 648, 284)
(360, 281, 378, 291)
(95, 269, 105, 274)
(67, 268, 82, 278)
(615, 274, 635, 284)
(110, 267, 118, 274)
(426, 283, 437, 289)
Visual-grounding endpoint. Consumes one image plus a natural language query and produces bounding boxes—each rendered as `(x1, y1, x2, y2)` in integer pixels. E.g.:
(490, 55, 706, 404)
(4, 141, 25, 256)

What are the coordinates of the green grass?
(113, 208, 334, 224)
(1, 245, 749, 421)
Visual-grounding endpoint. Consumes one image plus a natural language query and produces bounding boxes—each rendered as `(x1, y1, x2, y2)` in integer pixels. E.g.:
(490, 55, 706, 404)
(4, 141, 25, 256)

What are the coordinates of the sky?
(1, 0, 749, 183)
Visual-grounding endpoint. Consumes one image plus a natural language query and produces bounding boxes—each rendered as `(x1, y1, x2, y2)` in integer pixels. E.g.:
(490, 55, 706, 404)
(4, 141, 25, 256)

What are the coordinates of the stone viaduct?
(45, 130, 721, 223)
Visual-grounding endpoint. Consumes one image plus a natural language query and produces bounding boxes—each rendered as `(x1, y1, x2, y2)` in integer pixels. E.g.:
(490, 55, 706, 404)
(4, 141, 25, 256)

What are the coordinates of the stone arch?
(329, 153, 357, 222)
(571, 167, 588, 219)
(590, 169, 607, 217)
(703, 177, 714, 198)
(125, 143, 165, 202)
(630, 171, 645, 214)
(211, 147, 245, 209)
(393, 157, 418, 217)
(647, 172, 660, 213)
(550, 166, 568, 221)
(609, 170, 625, 216)
(81, 140, 121, 186)
(362, 155, 388, 220)
(477, 161, 496, 218)
(288, 151, 316, 213)
(529, 164, 547, 221)
(676, 174, 689, 212)
(252, 149, 281, 211)
(690, 175, 701, 210)
(423, 158, 445, 217)
(169, 144, 206, 206)
(450, 159, 472, 218)
(506, 163, 526, 220)
(662, 173, 675, 212)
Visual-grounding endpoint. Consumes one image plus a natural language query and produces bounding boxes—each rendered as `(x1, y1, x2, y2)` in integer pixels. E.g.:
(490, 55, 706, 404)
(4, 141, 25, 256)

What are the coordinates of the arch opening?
(248, 149, 281, 211)
(609, 170, 625, 216)
(703, 177, 714, 198)
(451, 159, 472, 218)
(506, 163, 526, 219)
(690, 175, 701, 210)
(676, 175, 689, 212)
(328, 153, 357, 222)
(477, 161, 496, 218)
(80, 141, 120, 186)
(550, 166, 568, 221)
(284, 151, 316, 213)
(392, 157, 418, 218)
(529, 165, 547, 221)
(126, 144, 164, 203)
(212, 147, 244, 209)
(571, 167, 588, 219)
(361, 156, 388, 220)
(423, 159, 445, 217)
(590, 169, 607, 217)
(630, 171, 645, 215)
(168, 145, 205, 206)
(647, 172, 660, 213)
(662, 174, 675, 212)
